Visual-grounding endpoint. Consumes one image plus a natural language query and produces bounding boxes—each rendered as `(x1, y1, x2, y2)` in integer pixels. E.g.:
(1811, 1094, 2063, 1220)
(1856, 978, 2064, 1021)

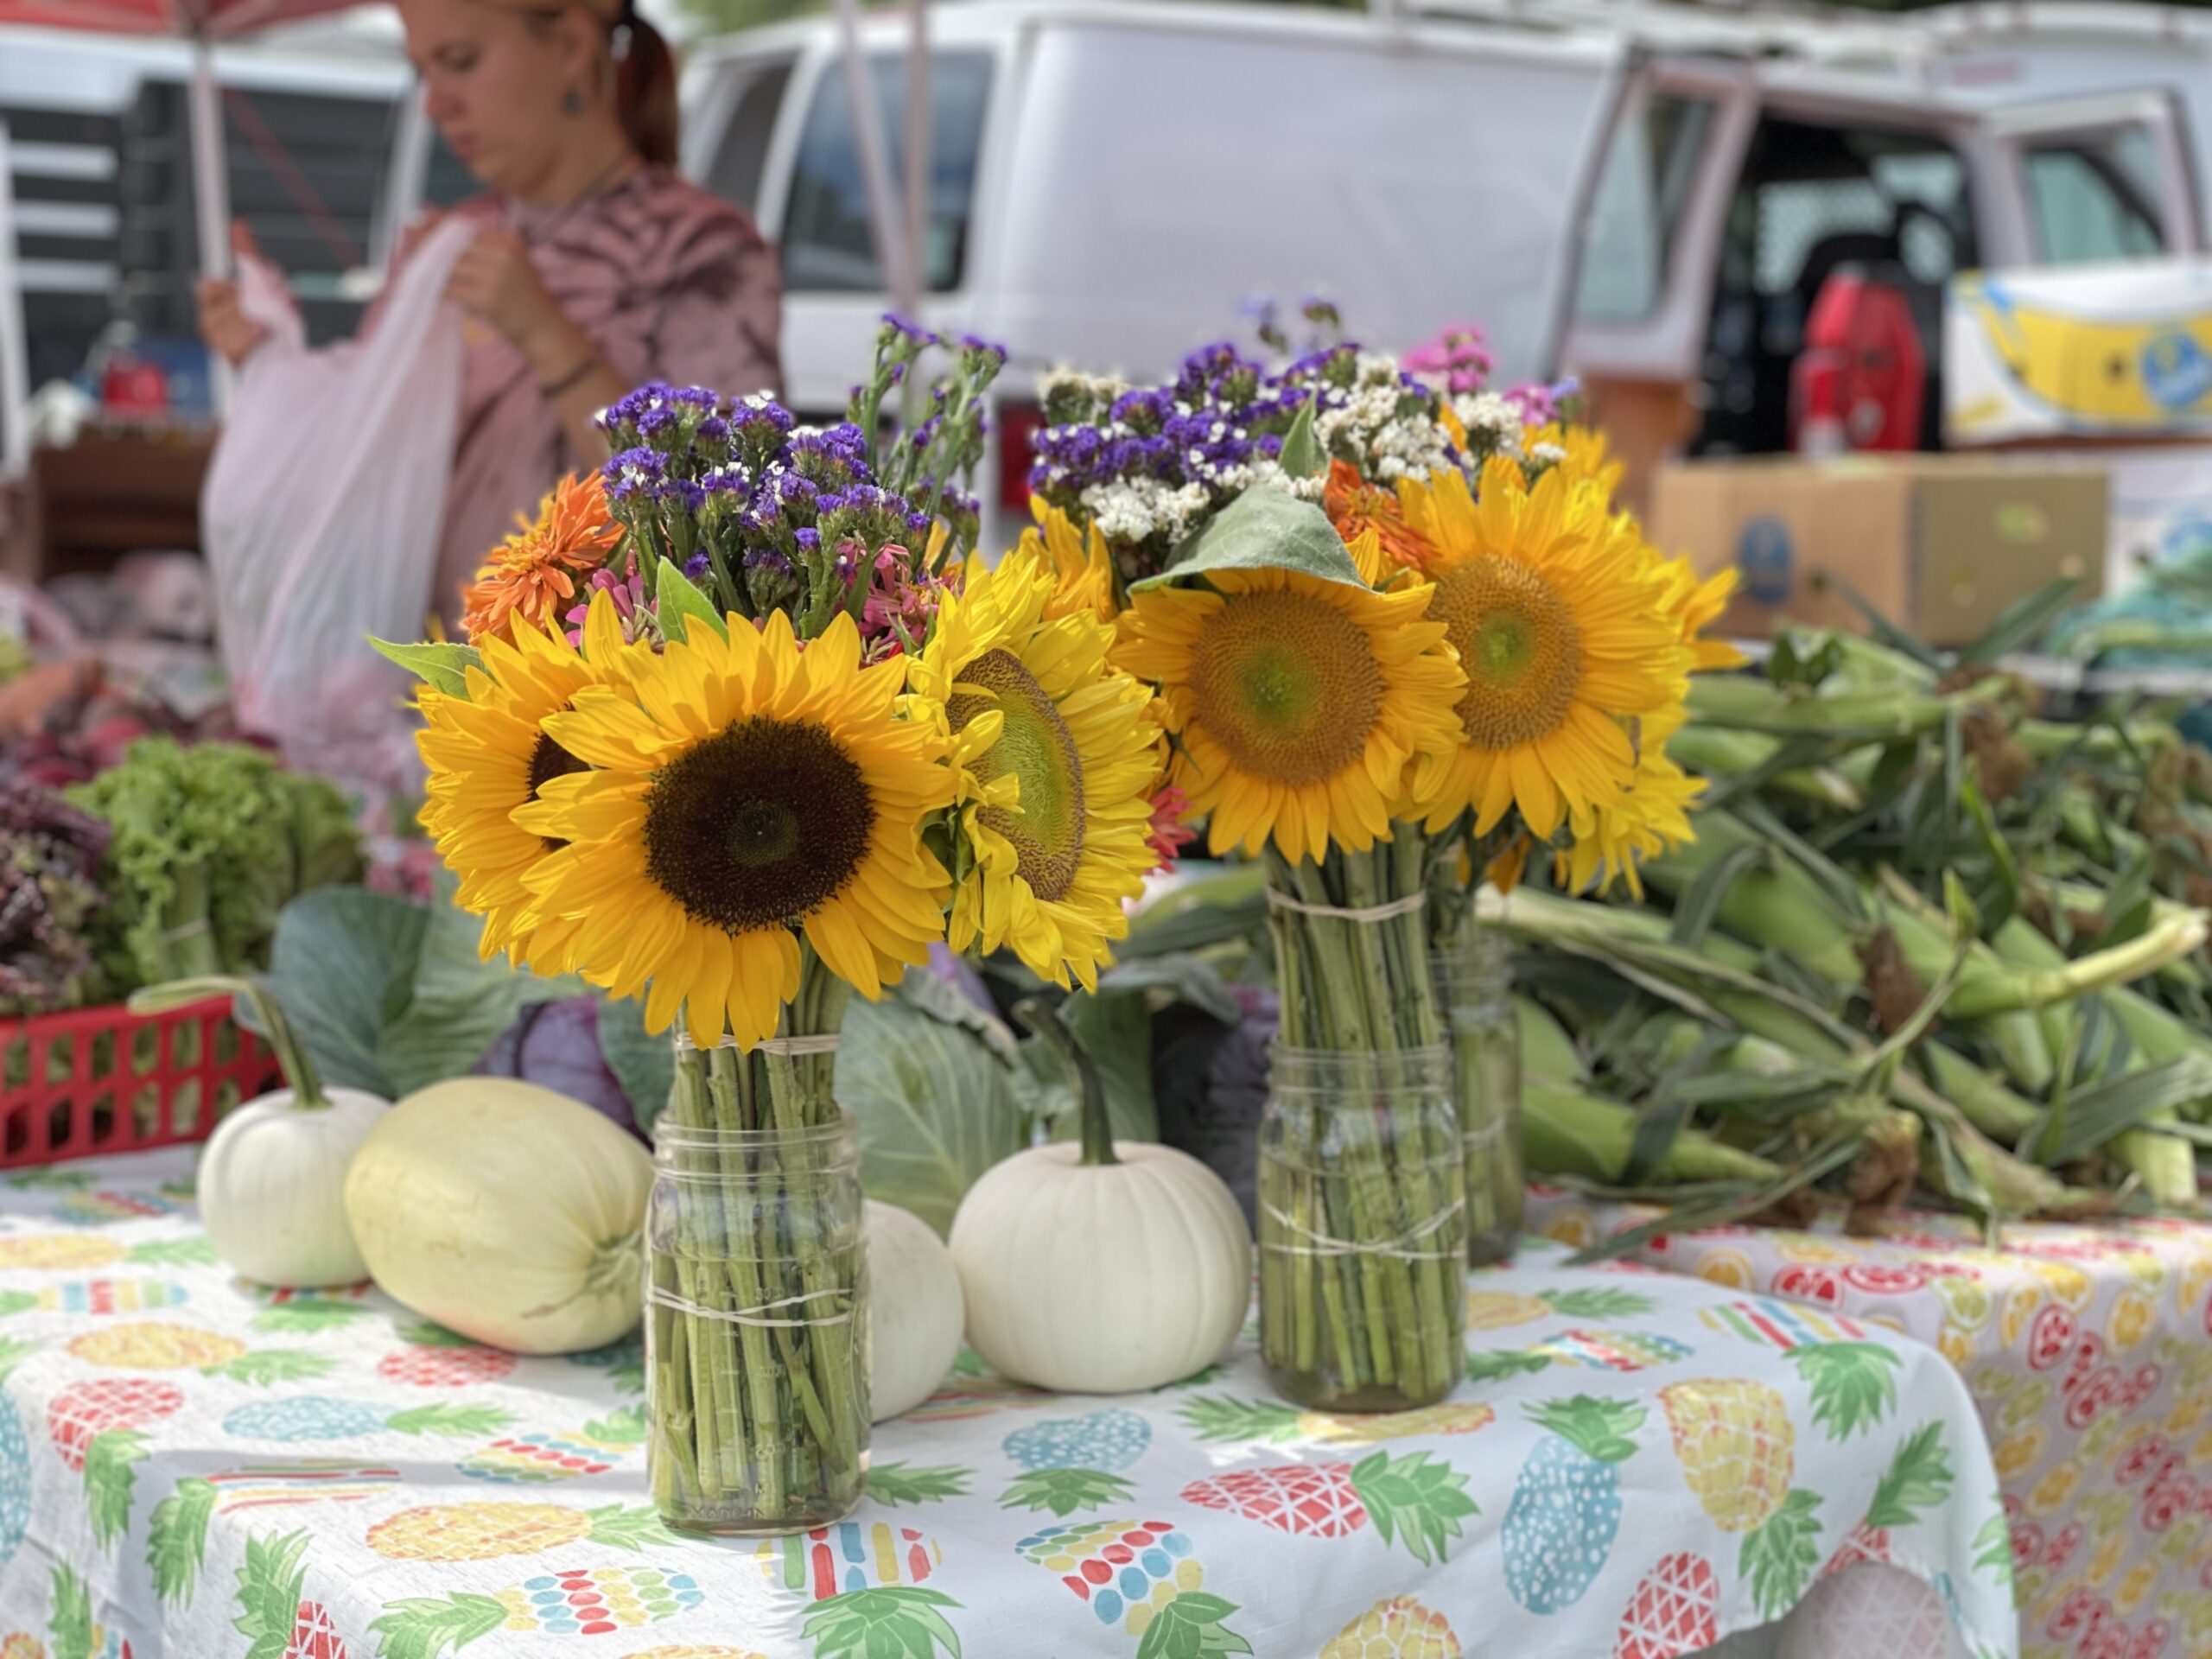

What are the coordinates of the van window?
(2024, 126, 2167, 264)
(706, 59, 795, 213)
(1575, 93, 1714, 322)
(781, 51, 991, 294)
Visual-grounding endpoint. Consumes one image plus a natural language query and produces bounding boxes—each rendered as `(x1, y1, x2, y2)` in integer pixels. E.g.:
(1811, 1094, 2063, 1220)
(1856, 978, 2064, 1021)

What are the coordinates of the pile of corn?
(1506, 608, 2212, 1249)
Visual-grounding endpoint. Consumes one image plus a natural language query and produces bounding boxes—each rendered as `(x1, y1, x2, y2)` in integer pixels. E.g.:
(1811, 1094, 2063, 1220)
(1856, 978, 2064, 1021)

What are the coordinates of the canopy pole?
(0, 120, 29, 482)
(830, 0, 917, 321)
(904, 0, 929, 296)
(188, 31, 234, 415)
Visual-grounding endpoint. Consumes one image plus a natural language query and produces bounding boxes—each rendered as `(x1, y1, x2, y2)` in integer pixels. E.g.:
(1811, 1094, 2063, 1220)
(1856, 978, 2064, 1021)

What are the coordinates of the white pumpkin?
(131, 977, 388, 1288)
(344, 1077, 652, 1355)
(864, 1199, 965, 1421)
(950, 1133, 1250, 1394)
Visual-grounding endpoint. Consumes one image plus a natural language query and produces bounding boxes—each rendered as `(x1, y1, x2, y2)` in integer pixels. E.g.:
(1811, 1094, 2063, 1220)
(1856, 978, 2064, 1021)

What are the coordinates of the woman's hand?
(445, 226, 573, 368)
(196, 220, 274, 367)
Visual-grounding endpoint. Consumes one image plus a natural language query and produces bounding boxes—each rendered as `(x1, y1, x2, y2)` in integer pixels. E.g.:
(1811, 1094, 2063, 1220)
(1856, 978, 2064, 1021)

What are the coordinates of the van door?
(1560, 58, 1758, 507)
(1985, 91, 2203, 266)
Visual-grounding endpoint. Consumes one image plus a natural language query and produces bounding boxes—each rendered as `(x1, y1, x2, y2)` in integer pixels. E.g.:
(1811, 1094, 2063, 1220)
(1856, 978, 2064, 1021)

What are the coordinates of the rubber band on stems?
(670, 1031, 843, 1058)
(1265, 888, 1427, 923)
(1258, 1197, 1467, 1263)
(646, 1283, 854, 1331)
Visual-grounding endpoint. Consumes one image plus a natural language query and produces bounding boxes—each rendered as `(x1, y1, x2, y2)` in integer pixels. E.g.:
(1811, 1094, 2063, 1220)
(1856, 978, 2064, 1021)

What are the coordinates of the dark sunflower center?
(642, 717, 874, 932)
(1189, 590, 1384, 786)
(945, 647, 1086, 903)
(1430, 554, 1583, 749)
(526, 731, 590, 852)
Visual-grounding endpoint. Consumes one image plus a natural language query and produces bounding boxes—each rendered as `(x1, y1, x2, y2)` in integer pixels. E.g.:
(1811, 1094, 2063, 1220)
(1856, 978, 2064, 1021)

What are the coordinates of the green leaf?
(1348, 1449, 1478, 1566)
(368, 1593, 510, 1659)
(2039, 1056, 2212, 1164)
(1543, 1287, 1656, 1319)
(232, 1529, 313, 1659)
(251, 1300, 376, 1335)
(1277, 391, 1325, 479)
(1135, 1593, 1249, 1659)
(85, 1427, 148, 1546)
(1000, 1467, 1135, 1516)
(1959, 576, 2082, 667)
(582, 1503, 675, 1549)
(1669, 841, 1770, 949)
(0, 1293, 35, 1320)
(128, 1237, 216, 1266)
(1865, 1421, 1953, 1529)
(147, 1476, 216, 1605)
(1178, 1394, 1305, 1445)
(1129, 486, 1367, 594)
(801, 1587, 963, 1659)
(836, 988, 1028, 1237)
(212, 1350, 335, 1386)
(1787, 1343, 1903, 1440)
(866, 1462, 972, 1506)
(384, 1403, 516, 1436)
(48, 1564, 93, 1659)
(368, 639, 483, 697)
(1973, 1507, 2016, 1592)
(652, 559, 728, 644)
(1740, 1488, 1823, 1621)
(1465, 1348, 1554, 1384)
(268, 885, 580, 1099)
(595, 992, 675, 1135)
(1023, 986, 1160, 1145)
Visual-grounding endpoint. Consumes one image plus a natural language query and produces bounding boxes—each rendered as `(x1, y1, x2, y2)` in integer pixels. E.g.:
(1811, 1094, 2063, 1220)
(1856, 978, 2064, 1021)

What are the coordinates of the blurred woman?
(198, 0, 780, 626)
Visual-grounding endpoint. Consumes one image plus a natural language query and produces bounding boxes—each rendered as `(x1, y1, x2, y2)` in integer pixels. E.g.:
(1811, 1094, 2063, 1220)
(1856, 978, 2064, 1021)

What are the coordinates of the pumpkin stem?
(127, 976, 329, 1110)
(1015, 996, 1117, 1167)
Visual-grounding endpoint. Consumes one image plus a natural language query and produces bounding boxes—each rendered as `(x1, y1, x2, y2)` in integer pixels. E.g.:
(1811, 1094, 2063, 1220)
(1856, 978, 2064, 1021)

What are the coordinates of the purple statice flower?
(793, 526, 822, 556)
(670, 385, 720, 410)
(602, 447, 664, 502)
(683, 551, 710, 580)
(696, 415, 730, 446)
(637, 406, 678, 440)
(658, 477, 708, 514)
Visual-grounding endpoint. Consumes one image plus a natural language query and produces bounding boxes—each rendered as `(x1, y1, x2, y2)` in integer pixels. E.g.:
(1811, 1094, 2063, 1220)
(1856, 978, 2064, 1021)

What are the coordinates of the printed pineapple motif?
(459, 1406, 643, 1484)
(223, 1398, 514, 1444)
(365, 1501, 671, 1562)
(1001, 1410, 1149, 1516)
(565, 1338, 645, 1396)
(1014, 1518, 1248, 1655)
(619, 1651, 762, 1659)
(1184, 1449, 1477, 1565)
(1466, 1331, 1692, 1385)
(1502, 1396, 1643, 1614)
(1467, 1287, 1655, 1332)
(150, 1465, 404, 1605)
(1179, 1394, 1494, 1449)
(1821, 1422, 1955, 1580)
(1614, 1553, 1719, 1659)
(0, 1631, 43, 1659)
(45, 1377, 185, 1547)
(250, 1300, 377, 1337)
(1696, 1300, 1869, 1352)
(0, 1282, 188, 1319)
(66, 1323, 328, 1385)
(0, 1236, 209, 1272)
(0, 1340, 35, 1567)
(1318, 1596, 1460, 1659)
(46, 1564, 131, 1659)
(1659, 1379, 1824, 1621)
(757, 1522, 964, 1659)
(865, 1464, 973, 1507)
(368, 1567, 702, 1655)
(376, 1324, 517, 1389)
(55, 1192, 187, 1227)
(231, 1529, 347, 1659)
(1783, 1344, 1904, 1441)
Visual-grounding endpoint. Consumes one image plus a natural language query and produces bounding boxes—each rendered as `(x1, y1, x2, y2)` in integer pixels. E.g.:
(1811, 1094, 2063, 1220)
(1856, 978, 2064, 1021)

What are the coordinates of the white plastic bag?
(202, 219, 474, 792)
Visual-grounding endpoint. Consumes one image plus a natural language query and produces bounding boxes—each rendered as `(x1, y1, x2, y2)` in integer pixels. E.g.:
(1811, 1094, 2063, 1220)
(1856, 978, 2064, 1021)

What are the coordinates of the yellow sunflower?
(1395, 458, 1687, 840)
(516, 610, 951, 1049)
(415, 594, 640, 973)
(1525, 423, 1624, 499)
(1661, 555, 1749, 672)
(1016, 499, 1120, 623)
(460, 473, 621, 646)
(1555, 715, 1707, 899)
(906, 543, 1160, 990)
(1115, 568, 1464, 865)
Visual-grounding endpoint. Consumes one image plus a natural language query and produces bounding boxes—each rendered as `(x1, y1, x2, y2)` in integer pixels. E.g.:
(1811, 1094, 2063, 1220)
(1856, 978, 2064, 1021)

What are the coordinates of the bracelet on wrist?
(540, 354, 600, 399)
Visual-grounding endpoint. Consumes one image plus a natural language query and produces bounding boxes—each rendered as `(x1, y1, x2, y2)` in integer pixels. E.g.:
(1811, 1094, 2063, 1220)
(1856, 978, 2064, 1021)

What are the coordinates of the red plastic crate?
(1, 997, 283, 1169)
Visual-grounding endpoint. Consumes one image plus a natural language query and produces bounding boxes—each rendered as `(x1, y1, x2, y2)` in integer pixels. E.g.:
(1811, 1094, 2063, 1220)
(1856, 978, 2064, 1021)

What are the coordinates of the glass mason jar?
(645, 1111, 870, 1535)
(1257, 1045, 1466, 1412)
(1434, 928, 1524, 1266)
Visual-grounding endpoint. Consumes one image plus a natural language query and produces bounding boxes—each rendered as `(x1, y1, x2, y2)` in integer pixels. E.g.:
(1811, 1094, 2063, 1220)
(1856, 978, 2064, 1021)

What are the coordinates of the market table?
(0, 1150, 2015, 1659)
(1527, 1191, 2212, 1659)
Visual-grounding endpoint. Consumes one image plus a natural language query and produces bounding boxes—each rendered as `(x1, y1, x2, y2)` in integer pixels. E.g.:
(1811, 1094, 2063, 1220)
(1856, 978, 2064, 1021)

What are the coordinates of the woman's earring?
(563, 86, 585, 115)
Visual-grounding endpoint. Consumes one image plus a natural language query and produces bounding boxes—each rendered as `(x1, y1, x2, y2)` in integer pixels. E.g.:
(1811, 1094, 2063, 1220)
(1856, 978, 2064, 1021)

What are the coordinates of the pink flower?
(858, 543, 949, 662)
(1144, 785, 1198, 874)
(564, 563, 654, 646)
(1403, 323, 1494, 396)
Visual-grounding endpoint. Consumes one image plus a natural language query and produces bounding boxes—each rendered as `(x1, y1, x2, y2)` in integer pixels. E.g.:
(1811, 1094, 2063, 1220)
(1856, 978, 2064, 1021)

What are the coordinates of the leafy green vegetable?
(261, 884, 581, 1099)
(67, 738, 362, 995)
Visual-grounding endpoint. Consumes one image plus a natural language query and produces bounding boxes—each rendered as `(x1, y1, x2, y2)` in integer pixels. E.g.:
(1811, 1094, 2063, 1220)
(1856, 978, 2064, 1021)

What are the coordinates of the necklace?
(503, 149, 639, 246)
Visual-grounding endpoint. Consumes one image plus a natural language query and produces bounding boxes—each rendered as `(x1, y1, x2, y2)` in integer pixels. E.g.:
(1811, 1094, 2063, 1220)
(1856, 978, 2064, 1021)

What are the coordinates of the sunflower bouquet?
(1035, 337, 1735, 1408)
(377, 320, 1173, 1533)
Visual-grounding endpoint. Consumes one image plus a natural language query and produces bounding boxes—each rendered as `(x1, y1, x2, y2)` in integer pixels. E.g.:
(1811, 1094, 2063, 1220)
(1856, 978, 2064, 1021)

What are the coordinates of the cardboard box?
(1948, 260, 2212, 447)
(1649, 455, 2107, 646)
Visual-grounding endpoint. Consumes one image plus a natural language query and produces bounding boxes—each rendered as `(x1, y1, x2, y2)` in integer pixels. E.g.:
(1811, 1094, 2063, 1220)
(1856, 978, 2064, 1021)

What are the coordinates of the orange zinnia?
(460, 473, 622, 645)
(1324, 459, 1436, 575)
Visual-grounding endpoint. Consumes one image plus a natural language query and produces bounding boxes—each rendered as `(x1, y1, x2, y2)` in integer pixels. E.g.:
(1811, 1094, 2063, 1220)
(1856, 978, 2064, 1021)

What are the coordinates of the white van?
(679, 0, 2212, 524)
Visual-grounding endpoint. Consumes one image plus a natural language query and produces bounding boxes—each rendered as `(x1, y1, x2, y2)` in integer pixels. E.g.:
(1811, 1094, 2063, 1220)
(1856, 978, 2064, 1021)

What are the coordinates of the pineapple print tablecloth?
(0, 1151, 2015, 1659)
(1527, 1191, 2212, 1659)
